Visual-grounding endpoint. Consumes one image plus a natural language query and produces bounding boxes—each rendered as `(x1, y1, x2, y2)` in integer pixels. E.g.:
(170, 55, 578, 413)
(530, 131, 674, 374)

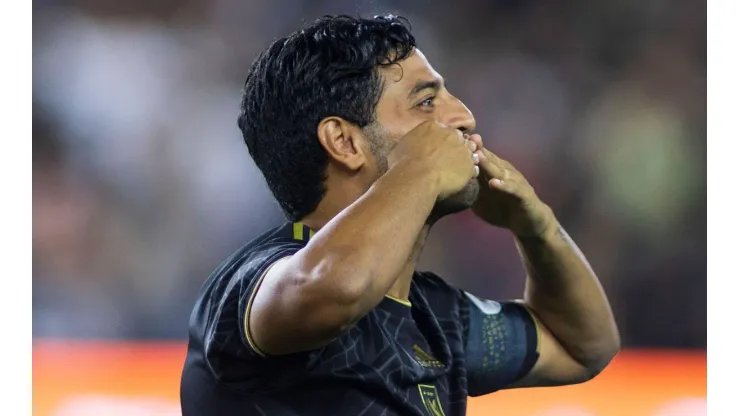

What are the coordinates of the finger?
(488, 177, 518, 195)
(482, 147, 504, 165)
(472, 152, 480, 165)
(476, 149, 506, 179)
(479, 147, 520, 180)
(467, 139, 477, 153)
(464, 136, 508, 177)
(484, 151, 516, 177)
(461, 133, 476, 151)
(468, 134, 484, 150)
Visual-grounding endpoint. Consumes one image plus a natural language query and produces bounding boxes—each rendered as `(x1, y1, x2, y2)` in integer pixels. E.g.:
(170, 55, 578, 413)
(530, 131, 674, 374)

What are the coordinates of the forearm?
(295, 161, 438, 314)
(515, 217, 620, 372)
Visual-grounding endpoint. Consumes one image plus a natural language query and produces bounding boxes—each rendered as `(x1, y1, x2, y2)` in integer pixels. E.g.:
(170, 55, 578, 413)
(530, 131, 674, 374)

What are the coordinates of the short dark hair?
(238, 14, 416, 221)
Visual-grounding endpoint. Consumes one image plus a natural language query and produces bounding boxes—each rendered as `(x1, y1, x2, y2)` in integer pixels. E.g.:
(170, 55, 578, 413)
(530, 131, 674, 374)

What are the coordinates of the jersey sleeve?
(462, 292, 540, 396)
(235, 243, 300, 357)
(202, 238, 305, 387)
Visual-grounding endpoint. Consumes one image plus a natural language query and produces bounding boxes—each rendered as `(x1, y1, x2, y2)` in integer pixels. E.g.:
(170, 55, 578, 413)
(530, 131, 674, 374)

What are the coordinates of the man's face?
(366, 49, 479, 221)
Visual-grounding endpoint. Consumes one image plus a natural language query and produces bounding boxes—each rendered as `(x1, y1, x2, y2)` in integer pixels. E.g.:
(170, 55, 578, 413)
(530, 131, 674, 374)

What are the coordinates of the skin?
(248, 49, 620, 387)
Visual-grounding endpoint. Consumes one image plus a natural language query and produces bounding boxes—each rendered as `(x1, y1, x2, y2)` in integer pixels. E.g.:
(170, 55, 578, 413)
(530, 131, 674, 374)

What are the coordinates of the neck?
(385, 224, 430, 301)
(302, 169, 367, 232)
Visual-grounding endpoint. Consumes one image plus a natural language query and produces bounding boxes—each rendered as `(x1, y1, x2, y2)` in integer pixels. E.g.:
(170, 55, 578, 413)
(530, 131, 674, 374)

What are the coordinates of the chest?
(300, 299, 468, 414)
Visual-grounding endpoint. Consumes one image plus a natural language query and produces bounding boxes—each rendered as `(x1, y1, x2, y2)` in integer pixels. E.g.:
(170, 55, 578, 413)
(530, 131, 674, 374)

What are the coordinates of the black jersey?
(181, 222, 539, 416)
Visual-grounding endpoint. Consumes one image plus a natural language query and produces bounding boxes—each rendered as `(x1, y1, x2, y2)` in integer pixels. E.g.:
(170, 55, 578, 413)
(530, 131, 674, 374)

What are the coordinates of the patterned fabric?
(180, 223, 538, 416)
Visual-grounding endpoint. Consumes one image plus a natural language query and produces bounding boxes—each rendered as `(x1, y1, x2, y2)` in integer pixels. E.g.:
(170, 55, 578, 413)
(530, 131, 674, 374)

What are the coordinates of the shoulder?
(187, 223, 310, 382)
(212, 223, 306, 291)
(189, 223, 307, 336)
(413, 271, 469, 319)
(414, 271, 466, 302)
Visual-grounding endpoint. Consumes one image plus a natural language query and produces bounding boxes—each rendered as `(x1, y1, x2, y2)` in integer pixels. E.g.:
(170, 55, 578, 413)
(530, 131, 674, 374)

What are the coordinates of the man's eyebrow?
(407, 78, 443, 99)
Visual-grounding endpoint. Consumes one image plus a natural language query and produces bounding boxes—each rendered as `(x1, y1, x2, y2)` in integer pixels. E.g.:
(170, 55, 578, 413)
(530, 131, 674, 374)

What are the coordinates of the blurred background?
(32, 0, 706, 415)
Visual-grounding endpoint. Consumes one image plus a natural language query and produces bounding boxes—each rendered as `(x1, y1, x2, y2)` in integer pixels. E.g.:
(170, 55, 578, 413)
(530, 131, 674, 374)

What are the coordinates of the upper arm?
(462, 295, 539, 396)
(463, 294, 592, 395)
(245, 254, 360, 357)
(503, 302, 593, 389)
(200, 243, 304, 387)
(241, 256, 293, 357)
(201, 238, 350, 390)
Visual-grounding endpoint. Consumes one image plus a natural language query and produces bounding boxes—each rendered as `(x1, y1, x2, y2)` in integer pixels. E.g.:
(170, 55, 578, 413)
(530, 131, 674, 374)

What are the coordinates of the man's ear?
(316, 117, 367, 171)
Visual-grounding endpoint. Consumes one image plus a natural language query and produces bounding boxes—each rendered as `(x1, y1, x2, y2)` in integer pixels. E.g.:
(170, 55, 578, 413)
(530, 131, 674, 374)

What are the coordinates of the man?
(180, 14, 620, 416)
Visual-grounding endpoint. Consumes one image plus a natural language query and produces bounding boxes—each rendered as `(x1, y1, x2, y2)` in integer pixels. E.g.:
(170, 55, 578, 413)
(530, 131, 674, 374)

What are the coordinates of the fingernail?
(492, 179, 504, 186)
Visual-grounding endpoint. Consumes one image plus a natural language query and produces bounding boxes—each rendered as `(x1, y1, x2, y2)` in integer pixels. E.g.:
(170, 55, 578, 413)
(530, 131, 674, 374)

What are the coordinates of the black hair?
(238, 14, 416, 221)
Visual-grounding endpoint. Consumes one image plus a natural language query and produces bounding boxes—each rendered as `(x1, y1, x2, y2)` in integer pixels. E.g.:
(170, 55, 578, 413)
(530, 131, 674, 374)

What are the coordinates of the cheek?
(377, 100, 430, 136)
(362, 151, 389, 189)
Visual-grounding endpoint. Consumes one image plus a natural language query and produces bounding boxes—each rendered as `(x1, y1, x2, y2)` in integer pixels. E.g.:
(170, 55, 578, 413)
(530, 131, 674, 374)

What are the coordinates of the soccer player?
(180, 15, 620, 416)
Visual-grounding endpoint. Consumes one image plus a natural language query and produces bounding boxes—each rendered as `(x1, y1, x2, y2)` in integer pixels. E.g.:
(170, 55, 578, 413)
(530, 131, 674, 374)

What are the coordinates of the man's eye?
(419, 97, 435, 107)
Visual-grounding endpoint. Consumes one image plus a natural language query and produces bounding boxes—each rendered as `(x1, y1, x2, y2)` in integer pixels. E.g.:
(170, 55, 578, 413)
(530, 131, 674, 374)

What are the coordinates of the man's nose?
(439, 96, 476, 133)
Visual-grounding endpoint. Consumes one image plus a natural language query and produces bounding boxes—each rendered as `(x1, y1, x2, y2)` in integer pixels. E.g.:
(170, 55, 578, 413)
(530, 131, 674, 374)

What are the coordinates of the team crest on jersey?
(418, 384, 445, 416)
(412, 345, 444, 368)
